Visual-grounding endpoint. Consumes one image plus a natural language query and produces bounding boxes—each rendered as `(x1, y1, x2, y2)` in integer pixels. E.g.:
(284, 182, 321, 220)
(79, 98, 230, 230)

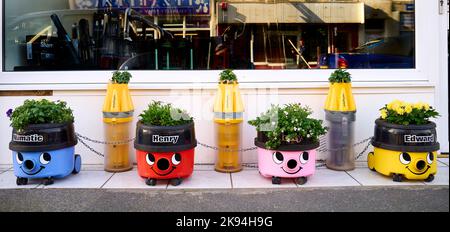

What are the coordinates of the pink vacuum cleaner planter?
(257, 147, 316, 185)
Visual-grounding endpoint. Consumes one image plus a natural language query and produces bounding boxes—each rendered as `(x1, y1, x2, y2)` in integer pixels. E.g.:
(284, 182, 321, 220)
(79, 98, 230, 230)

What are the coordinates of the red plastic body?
(136, 149, 195, 180)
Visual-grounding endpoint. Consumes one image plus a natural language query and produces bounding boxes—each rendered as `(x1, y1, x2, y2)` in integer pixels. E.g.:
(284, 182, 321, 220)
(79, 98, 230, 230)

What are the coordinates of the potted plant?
(7, 99, 81, 186)
(134, 101, 197, 186)
(324, 69, 357, 171)
(213, 69, 245, 173)
(368, 100, 440, 182)
(248, 104, 327, 185)
(103, 71, 134, 172)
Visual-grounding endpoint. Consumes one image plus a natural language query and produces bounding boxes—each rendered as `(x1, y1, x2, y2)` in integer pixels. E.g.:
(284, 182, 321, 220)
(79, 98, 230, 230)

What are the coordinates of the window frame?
(0, 0, 441, 90)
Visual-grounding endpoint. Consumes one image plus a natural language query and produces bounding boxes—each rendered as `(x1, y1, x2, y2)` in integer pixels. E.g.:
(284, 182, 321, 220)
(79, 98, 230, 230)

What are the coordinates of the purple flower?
(6, 109, 13, 118)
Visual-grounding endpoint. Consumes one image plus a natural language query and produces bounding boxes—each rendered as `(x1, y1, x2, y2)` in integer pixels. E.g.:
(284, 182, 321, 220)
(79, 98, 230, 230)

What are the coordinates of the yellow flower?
(396, 107, 405, 115)
(380, 109, 388, 119)
(413, 102, 423, 110)
(423, 104, 430, 111)
(388, 99, 403, 111)
(404, 104, 413, 114)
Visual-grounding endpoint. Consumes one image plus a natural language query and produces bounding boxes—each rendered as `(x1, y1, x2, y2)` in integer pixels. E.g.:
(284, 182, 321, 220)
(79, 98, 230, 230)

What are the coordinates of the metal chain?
(354, 138, 373, 161)
(197, 141, 258, 153)
(317, 137, 373, 153)
(75, 132, 135, 145)
(75, 132, 135, 158)
(77, 136, 105, 157)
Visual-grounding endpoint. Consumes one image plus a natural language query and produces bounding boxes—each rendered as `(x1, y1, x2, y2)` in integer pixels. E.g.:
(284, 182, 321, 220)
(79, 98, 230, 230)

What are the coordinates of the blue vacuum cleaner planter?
(12, 147, 81, 185)
(9, 123, 81, 186)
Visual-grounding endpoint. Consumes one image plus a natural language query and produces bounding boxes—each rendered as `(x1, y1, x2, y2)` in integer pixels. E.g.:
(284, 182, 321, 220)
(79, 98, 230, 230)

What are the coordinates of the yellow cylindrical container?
(324, 82, 357, 171)
(214, 82, 244, 173)
(103, 83, 134, 172)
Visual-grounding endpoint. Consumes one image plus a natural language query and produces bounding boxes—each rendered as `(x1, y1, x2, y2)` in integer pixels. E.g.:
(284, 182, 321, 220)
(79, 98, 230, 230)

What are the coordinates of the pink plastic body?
(257, 147, 316, 178)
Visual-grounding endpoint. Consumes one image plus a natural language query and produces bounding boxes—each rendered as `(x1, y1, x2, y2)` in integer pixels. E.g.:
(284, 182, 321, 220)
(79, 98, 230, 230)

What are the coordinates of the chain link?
(75, 132, 135, 145)
(76, 132, 135, 158)
(317, 137, 373, 153)
(77, 136, 105, 157)
(76, 131, 372, 167)
(197, 141, 258, 153)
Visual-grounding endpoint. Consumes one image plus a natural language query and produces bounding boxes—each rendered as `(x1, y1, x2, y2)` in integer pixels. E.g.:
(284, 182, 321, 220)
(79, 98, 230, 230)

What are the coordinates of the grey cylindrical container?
(325, 110, 356, 171)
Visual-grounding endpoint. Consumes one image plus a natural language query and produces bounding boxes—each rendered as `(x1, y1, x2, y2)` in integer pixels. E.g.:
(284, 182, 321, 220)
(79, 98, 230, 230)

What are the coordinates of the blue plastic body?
(12, 146, 78, 179)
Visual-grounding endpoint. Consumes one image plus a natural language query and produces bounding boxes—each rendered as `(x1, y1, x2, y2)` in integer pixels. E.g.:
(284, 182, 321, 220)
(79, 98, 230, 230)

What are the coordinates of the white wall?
(0, 86, 439, 165)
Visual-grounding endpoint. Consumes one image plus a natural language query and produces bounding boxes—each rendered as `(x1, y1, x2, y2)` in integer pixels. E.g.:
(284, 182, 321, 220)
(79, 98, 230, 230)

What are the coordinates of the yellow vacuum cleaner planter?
(213, 82, 244, 172)
(368, 147, 437, 181)
(102, 83, 134, 172)
(324, 83, 356, 112)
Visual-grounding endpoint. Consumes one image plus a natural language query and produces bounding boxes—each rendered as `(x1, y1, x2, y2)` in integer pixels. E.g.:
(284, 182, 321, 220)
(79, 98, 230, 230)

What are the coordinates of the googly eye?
(171, 153, 181, 165)
(300, 151, 309, 164)
(399, 152, 411, 165)
(16, 152, 23, 165)
(427, 152, 434, 164)
(146, 153, 155, 166)
(39, 152, 51, 165)
(272, 152, 284, 164)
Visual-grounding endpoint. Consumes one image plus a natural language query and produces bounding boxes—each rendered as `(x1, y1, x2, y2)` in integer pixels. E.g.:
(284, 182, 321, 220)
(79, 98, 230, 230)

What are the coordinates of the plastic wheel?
(72, 154, 81, 174)
(170, 178, 183, 186)
(392, 174, 404, 182)
(16, 177, 28, 186)
(367, 152, 376, 171)
(43, 177, 54, 186)
(272, 176, 281, 185)
(146, 178, 157, 186)
(296, 177, 307, 185)
(424, 174, 434, 182)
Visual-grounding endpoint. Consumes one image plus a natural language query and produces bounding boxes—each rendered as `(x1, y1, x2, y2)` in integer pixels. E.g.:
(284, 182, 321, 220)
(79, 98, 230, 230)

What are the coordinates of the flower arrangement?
(139, 101, 193, 126)
(328, 69, 351, 83)
(111, 71, 132, 84)
(7, 99, 74, 131)
(379, 100, 439, 125)
(248, 103, 327, 149)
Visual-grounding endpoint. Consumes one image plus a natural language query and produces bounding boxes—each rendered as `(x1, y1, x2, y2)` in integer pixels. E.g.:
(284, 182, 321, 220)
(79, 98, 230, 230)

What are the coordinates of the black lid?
(371, 119, 440, 152)
(9, 122, 77, 152)
(254, 131, 320, 151)
(134, 121, 197, 152)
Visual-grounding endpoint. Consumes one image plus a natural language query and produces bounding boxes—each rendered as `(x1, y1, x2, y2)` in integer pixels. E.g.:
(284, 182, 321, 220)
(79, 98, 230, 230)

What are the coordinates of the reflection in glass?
(3, 0, 415, 71)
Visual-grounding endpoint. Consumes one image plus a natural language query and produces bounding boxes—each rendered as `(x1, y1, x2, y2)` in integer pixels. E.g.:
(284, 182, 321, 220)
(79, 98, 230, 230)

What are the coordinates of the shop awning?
(219, 2, 365, 24)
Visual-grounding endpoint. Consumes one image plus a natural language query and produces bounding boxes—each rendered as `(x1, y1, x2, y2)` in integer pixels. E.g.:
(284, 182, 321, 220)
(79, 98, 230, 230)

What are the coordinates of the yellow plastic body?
(368, 147, 437, 181)
(102, 83, 134, 172)
(213, 82, 244, 173)
(103, 83, 134, 123)
(104, 122, 133, 172)
(324, 83, 356, 112)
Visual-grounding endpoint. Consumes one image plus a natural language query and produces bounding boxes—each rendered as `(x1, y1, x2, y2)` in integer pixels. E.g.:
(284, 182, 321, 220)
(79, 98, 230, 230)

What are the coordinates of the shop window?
(2, 0, 416, 71)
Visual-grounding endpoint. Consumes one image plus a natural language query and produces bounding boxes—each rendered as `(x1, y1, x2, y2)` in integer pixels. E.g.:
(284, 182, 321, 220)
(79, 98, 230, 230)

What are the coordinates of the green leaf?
(139, 101, 193, 126)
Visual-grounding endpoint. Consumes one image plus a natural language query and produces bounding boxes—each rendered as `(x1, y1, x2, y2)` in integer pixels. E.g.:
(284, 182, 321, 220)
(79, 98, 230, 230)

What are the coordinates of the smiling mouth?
(406, 166, 431, 175)
(20, 166, 45, 176)
(281, 167, 302, 175)
(151, 166, 176, 176)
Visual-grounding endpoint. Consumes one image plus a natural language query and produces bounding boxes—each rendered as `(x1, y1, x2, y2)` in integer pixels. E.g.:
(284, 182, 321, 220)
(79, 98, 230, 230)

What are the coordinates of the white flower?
(284, 111, 288, 115)
(306, 134, 311, 138)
